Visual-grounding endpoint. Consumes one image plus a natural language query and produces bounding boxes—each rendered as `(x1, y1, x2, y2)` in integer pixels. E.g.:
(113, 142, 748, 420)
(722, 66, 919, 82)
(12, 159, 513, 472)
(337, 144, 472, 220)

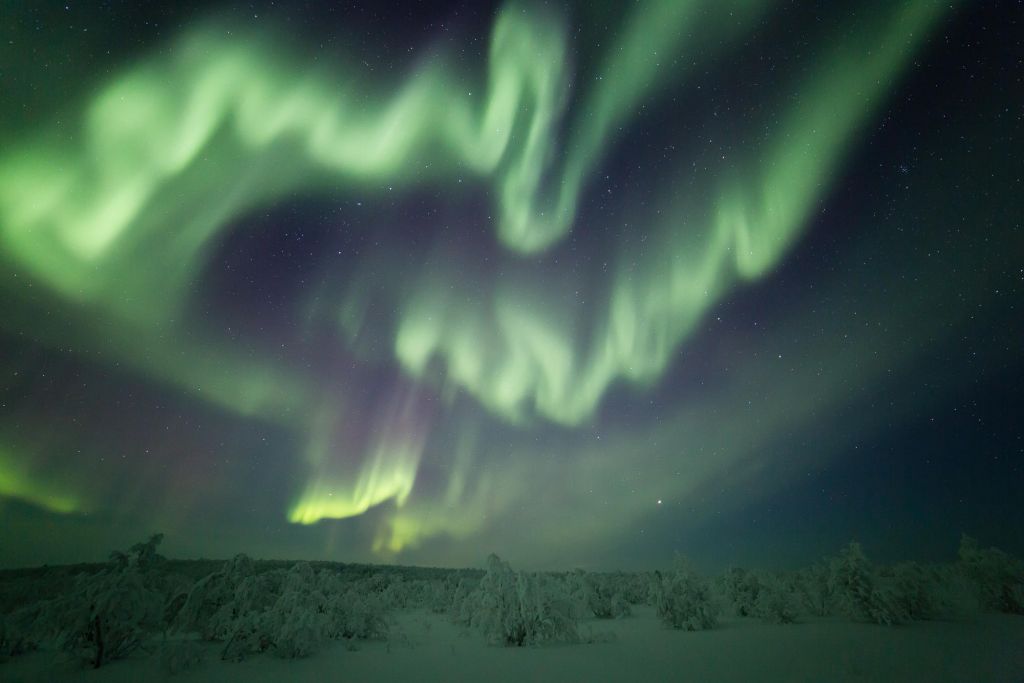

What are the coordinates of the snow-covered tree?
(828, 542, 907, 625)
(470, 554, 579, 646)
(957, 534, 1024, 614)
(883, 562, 946, 621)
(157, 638, 204, 674)
(175, 554, 256, 639)
(58, 567, 164, 667)
(613, 571, 656, 606)
(217, 561, 334, 660)
(795, 562, 833, 617)
(449, 577, 481, 626)
(568, 570, 631, 619)
(13, 534, 177, 669)
(325, 585, 388, 642)
(721, 567, 761, 617)
(177, 559, 391, 661)
(653, 559, 718, 631)
(752, 574, 799, 624)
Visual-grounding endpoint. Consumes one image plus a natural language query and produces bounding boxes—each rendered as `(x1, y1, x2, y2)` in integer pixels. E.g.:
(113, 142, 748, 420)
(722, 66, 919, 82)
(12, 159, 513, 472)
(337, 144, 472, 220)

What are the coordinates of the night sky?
(0, 0, 1021, 571)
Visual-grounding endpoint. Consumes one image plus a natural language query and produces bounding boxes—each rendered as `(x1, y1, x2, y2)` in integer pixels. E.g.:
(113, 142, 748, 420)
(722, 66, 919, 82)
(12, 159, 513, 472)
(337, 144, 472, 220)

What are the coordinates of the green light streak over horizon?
(0, 445, 85, 515)
(287, 397, 425, 526)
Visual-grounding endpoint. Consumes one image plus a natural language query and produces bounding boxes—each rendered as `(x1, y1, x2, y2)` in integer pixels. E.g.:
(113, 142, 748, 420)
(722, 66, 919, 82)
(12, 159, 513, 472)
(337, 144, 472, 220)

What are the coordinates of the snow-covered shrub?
(163, 590, 189, 630)
(427, 577, 456, 614)
(881, 562, 948, 621)
(753, 574, 799, 624)
(471, 554, 579, 646)
(828, 542, 907, 625)
(175, 554, 256, 639)
(130, 533, 168, 570)
(180, 560, 390, 661)
(569, 571, 631, 619)
(383, 576, 434, 610)
(623, 571, 657, 606)
(930, 564, 983, 618)
(957, 534, 1024, 614)
(721, 568, 761, 617)
(0, 589, 80, 658)
(214, 562, 334, 660)
(0, 610, 35, 659)
(207, 571, 284, 642)
(325, 588, 388, 641)
(873, 559, 983, 622)
(794, 562, 831, 617)
(8, 534, 179, 669)
(654, 559, 718, 631)
(0, 613, 26, 661)
(449, 577, 480, 626)
(274, 614, 321, 658)
(610, 592, 632, 619)
(105, 533, 166, 573)
(57, 561, 165, 668)
(0, 615, 8, 661)
(267, 563, 333, 658)
(158, 638, 204, 674)
(218, 611, 274, 660)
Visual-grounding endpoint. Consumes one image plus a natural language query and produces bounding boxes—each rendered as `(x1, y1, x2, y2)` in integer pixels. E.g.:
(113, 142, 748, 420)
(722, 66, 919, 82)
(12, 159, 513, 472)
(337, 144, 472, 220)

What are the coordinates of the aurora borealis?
(1, 0, 1021, 570)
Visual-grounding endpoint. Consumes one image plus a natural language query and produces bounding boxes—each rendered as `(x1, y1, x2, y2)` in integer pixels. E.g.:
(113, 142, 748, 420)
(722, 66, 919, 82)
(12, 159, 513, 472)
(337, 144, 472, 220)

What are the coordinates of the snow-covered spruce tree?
(427, 576, 458, 614)
(880, 562, 948, 621)
(653, 559, 718, 631)
(613, 571, 655, 606)
(827, 542, 907, 625)
(56, 535, 169, 668)
(795, 562, 833, 617)
(449, 577, 481, 627)
(721, 567, 761, 617)
(471, 554, 579, 646)
(752, 574, 799, 624)
(957, 534, 1024, 614)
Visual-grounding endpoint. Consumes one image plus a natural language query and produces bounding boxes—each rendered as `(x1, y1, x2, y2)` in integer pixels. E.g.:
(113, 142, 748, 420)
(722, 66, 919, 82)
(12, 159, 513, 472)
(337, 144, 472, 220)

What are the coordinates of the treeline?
(0, 534, 1021, 672)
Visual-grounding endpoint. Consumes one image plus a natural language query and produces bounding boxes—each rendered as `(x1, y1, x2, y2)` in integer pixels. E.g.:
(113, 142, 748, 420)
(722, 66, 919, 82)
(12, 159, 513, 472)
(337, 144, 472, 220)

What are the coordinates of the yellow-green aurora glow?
(0, 0, 976, 561)
(0, 444, 82, 515)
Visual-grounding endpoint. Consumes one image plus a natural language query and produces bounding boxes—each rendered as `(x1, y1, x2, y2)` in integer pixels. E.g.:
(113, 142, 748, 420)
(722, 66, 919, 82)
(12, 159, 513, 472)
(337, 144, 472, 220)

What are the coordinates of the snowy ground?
(4, 606, 1022, 683)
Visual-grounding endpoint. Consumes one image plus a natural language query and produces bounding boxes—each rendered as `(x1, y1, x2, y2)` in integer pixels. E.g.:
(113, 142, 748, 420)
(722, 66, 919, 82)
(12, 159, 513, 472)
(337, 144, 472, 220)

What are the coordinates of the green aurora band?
(0, 1, 957, 552)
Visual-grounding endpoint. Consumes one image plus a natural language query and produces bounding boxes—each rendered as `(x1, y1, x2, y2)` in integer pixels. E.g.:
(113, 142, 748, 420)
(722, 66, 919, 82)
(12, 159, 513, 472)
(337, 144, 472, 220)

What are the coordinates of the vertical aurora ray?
(287, 383, 435, 529)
